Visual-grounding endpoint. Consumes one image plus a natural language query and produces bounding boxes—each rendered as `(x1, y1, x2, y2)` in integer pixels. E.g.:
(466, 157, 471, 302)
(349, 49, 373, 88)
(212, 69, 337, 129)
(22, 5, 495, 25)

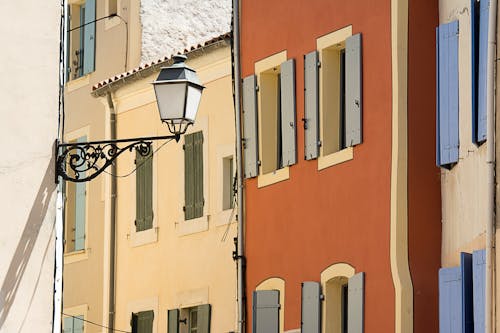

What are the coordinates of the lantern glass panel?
(185, 85, 203, 122)
(154, 82, 187, 122)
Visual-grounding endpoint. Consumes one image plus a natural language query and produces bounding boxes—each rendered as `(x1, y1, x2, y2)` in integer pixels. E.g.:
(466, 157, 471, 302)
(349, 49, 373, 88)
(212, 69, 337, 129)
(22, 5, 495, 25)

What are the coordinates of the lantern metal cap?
(152, 54, 204, 89)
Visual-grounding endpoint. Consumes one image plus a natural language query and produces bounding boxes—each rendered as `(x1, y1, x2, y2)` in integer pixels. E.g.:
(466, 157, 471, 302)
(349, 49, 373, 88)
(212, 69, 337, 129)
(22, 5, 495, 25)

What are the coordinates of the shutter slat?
(473, 249, 486, 333)
(304, 51, 319, 160)
(83, 0, 95, 74)
(347, 272, 364, 333)
(280, 59, 297, 166)
(184, 133, 195, 220)
(198, 304, 211, 333)
(301, 281, 321, 333)
(477, 0, 489, 142)
(345, 33, 363, 146)
(253, 290, 280, 333)
(243, 75, 259, 178)
(168, 309, 179, 333)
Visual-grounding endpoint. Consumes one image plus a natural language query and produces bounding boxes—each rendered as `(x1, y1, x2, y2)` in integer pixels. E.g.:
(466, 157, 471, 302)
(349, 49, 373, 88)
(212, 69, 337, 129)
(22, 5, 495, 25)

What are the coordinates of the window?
(184, 131, 204, 220)
(135, 148, 153, 232)
(64, 136, 86, 253)
(304, 26, 362, 168)
(67, 0, 96, 80)
(242, 52, 297, 184)
(131, 310, 154, 333)
(222, 156, 234, 210)
(107, 0, 117, 16)
(167, 304, 211, 333)
(63, 314, 84, 333)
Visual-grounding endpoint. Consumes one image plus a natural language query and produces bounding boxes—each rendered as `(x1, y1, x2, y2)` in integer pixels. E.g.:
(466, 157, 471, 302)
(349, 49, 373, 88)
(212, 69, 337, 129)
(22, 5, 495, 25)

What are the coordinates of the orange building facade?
(239, 0, 441, 332)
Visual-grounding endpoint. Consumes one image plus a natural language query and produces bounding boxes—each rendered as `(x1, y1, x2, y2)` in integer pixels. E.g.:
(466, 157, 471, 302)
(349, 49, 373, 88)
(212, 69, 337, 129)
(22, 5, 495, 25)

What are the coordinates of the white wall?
(0, 1, 61, 332)
(140, 0, 231, 64)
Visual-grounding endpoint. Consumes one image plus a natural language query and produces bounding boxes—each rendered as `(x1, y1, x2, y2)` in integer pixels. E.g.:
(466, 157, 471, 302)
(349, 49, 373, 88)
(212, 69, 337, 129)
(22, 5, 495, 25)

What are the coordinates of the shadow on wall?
(0, 150, 57, 329)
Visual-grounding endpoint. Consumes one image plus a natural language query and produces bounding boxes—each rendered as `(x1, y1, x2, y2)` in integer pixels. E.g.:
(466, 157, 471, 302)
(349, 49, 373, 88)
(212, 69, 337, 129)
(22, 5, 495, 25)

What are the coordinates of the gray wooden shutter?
(198, 304, 211, 333)
(73, 315, 84, 333)
(304, 51, 319, 160)
(301, 281, 321, 333)
(345, 34, 363, 147)
(243, 75, 259, 178)
(347, 272, 364, 333)
(253, 290, 280, 333)
(63, 316, 73, 333)
(136, 310, 154, 333)
(280, 59, 297, 166)
(193, 132, 204, 218)
(74, 136, 86, 250)
(83, 0, 96, 74)
(167, 309, 179, 333)
(136, 148, 153, 231)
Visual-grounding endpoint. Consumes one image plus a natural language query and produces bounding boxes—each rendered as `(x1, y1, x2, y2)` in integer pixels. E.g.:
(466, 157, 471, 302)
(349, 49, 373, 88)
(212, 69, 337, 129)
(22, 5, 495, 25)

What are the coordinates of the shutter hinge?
(255, 85, 259, 92)
(134, 220, 137, 226)
(301, 118, 308, 129)
(241, 138, 247, 149)
(317, 140, 322, 147)
(257, 160, 262, 166)
(183, 206, 186, 212)
(317, 60, 321, 67)
(182, 144, 185, 150)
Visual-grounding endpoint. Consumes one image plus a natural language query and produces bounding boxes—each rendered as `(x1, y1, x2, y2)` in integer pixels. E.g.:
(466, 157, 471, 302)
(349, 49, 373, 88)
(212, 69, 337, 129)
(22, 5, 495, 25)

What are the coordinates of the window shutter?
(74, 136, 86, 251)
(471, 0, 479, 143)
(304, 51, 319, 160)
(198, 304, 211, 333)
(438, 252, 473, 333)
(473, 249, 486, 333)
(253, 290, 280, 333)
(242, 75, 259, 178)
(136, 310, 154, 333)
(136, 148, 152, 231)
(347, 272, 364, 333)
(193, 131, 204, 219)
(345, 34, 363, 147)
(436, 20, 459, 166)
(63, 316, 73, 333)
(167, 309, 179, 333)
(73, 315, 84, 333)
(83, 0, 96, 75)
(477, 0, 489, 142)
(184, 133, 194, 219)
(280, 59, 297, 166)
(301, 281, 321, 333)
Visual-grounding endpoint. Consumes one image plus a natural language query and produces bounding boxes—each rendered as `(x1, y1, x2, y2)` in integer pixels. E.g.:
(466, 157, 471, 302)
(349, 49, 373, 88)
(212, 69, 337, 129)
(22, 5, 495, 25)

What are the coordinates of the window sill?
(215, 209, 237, 227)
(318, 147, 353, 171)
(66, 74, 90, 92)
(177, 215, 209, 236)
(64, 249, 88, 264)
(130, 227, 158, 247)
(257, 167, 290, 188)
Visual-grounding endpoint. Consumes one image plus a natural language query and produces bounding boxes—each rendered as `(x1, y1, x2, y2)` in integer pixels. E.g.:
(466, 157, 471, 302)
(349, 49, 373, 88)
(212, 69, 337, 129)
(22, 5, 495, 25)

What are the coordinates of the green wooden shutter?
(184, 132, 204, 220)
(193, 132, 204, 219)
(136, 148, 153, 231)
(198, 304, 211, 333)
(136, 310, 154, 333)
(83, 0, 95, 74)
(184, 133, 195, 220)
(73, 315, 84, 333)
(63, 316, 73, 333)
(74, 136, 86, 251)
(168, 309, 179, 333)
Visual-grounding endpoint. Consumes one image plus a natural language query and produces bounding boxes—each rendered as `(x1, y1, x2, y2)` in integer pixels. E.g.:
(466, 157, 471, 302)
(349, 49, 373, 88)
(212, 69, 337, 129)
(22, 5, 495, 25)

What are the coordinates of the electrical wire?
(61, 313, 131, 333)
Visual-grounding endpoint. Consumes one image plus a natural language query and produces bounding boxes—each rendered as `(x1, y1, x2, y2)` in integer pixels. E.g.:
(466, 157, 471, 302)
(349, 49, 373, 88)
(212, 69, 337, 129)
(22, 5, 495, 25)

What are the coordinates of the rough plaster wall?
(140, 0, 231, 63)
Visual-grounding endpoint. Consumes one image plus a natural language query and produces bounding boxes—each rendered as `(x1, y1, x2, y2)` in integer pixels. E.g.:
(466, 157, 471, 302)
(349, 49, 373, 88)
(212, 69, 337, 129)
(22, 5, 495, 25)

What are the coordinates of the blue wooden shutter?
(198, 304, 211, 333)
(304, 51, 319, 160)
(83, 0, 96, 74)
(345, 34, 363, 146)
(280, 59, 297, 166)
(439, 252, 473, 333)
(63, 316, 73, 333)
(73, 315, 84, 333)
(471, 0, 479, 143)
(253, 290, 280, 333)
(473, 249, 486, 333)
(347, 272, 364, 333)
(436, 20, 460, 166)
(242, 75, 259, 178)
(477, 0, 489, 142)
(301, 281, 321, 333)
(168, 309, 179, 333)
(74, 136, 86, 251)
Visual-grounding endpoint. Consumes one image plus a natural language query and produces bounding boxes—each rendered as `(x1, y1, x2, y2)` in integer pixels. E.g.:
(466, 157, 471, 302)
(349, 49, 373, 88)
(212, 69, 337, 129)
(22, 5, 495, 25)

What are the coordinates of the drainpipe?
(232, 0, 246, 332)
(106, 92, 117, 333)
(486, 0, 497, 331)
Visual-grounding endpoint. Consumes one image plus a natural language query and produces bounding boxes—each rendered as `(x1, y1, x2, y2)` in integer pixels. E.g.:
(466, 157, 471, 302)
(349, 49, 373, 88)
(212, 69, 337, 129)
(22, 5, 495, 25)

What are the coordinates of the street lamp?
(56, 55, 204, 183)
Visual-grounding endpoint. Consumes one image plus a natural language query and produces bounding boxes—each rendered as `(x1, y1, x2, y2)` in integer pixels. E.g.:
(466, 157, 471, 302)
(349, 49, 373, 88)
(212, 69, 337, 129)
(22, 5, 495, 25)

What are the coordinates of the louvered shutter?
(345, 34, 363, 146)
(473, 249, 486, 333)
(167, 309, 179, 333)
(243, 75, 259, 178)
(137, 310, 154, 333)
(63, 316, 73, 333)
(253, 290, 280, 333)
(198, 304, 211, 333)
(136, 148, 153, 231)
(280, 59, 297, 166)
(74, 136, 86, 250)
(301, 281, 321, 333)
(73, 315, 84, 333)
(471, 0, 479, 143)
(193, 132, 204, 218)
(304, 51, 319, 160)
(436, 21, 459, 166)
(83, 0, 95, 74)
(347, 272, 364, 333)
(477, 0, 489, 142)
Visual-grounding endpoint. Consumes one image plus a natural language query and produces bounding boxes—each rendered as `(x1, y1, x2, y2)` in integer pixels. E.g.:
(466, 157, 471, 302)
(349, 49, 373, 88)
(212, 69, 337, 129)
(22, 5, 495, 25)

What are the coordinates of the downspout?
(486, 0, 497, 331)
(106, 92, 117, 333)
(232, 0, 246, 332)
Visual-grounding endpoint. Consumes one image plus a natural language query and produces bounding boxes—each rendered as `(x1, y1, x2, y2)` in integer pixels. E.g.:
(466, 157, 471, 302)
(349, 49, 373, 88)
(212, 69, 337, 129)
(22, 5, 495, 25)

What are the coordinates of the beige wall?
(439, 0, 488, 267)
(109, 44, 237, 333)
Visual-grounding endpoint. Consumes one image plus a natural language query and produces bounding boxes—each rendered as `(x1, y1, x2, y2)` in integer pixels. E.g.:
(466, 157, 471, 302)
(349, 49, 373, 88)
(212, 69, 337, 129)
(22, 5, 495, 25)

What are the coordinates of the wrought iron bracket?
(55, 134, 180, 183)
